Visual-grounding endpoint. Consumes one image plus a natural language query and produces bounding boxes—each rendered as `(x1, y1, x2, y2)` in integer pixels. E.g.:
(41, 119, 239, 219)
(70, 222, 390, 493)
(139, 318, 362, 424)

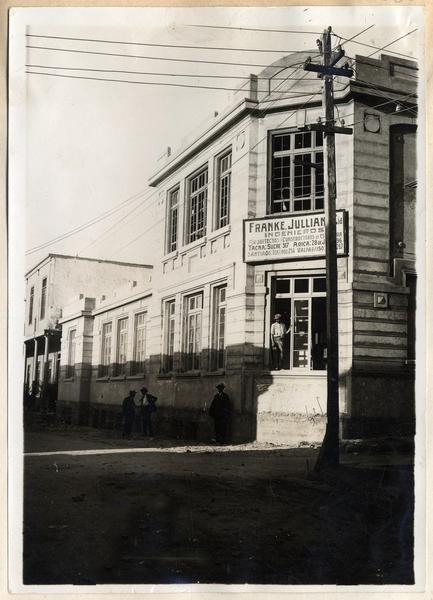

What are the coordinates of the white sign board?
(243, 210, 348, 263)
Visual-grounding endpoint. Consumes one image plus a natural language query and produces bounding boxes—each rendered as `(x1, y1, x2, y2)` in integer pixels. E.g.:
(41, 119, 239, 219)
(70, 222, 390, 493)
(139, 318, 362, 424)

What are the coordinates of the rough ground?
(23, 426, 414, 585)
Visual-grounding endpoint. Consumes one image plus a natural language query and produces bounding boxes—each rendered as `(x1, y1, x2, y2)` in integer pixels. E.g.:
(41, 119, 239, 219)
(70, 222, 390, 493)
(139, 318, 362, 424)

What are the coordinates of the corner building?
(147, 51, 417, 443)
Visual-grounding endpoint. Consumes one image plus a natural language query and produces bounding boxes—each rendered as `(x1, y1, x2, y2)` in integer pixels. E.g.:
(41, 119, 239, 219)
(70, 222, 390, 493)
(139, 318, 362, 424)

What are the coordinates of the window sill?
(176, 371, 202, 378)
(203, 370, 226, 377)
(96, 376, 110, 382)
(157, 373, 173, 380)
(127, 374, 146, 380)
(63, 377, 74, 382)
(263, 369, 327, 377)
(180, 236, 207, 255)
(163, 249, 179, 261)
(208, 225, 230, 241)
(110, 375, 127, 381)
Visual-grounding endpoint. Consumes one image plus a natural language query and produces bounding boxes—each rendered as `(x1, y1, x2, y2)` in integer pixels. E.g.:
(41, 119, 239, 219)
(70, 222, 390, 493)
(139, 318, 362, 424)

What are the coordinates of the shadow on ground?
(23, 432, 414, 586)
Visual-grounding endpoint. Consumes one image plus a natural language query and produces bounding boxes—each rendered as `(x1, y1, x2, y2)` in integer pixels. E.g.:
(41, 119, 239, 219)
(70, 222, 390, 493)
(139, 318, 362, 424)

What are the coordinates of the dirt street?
(23, 427, 414, 585)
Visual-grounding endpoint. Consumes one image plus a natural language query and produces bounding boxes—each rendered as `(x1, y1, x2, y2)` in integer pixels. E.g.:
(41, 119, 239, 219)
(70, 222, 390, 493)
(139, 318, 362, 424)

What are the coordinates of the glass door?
(292, 299, 310, 369)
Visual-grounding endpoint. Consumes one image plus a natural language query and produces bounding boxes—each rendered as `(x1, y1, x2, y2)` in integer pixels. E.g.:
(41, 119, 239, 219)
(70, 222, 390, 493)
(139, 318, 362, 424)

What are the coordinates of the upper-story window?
(167, 187, 179, 253)
(40, 278, 47, 320)
(28, 286, 34, 325)
(186, 167, 208, 243)
(162, 300, 176, 372)
(270, 129, 324, 214)
(216, 150, 232, 229)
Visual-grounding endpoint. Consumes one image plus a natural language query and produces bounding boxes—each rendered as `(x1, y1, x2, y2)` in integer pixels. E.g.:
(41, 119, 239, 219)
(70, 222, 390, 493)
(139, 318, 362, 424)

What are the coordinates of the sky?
(8, 6, 423, 270)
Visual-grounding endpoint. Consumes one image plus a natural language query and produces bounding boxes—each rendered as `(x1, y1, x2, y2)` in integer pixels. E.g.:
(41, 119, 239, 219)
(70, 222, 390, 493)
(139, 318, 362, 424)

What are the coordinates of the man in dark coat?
(139, 386, 158, 437)
(122, 390, 137, 438)
(209, 383, 232, 444)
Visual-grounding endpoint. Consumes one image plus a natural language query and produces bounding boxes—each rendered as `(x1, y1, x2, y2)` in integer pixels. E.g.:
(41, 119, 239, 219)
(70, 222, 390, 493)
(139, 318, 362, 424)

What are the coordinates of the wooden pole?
(316, 26, 340, 468)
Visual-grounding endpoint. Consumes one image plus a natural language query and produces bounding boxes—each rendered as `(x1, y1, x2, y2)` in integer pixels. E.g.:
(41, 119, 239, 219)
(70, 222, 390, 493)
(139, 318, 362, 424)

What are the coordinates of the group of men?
(122, 383, 233, 444)
(122, 386, 157, 438)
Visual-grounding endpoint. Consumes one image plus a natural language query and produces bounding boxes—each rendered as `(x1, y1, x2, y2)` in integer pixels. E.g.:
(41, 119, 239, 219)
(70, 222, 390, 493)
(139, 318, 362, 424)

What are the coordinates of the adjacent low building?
(24, 253, 152, 411)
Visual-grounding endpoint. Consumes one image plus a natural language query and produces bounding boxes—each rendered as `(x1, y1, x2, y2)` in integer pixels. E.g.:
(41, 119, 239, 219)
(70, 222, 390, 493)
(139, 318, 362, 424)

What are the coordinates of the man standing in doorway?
(271, 313, 289, 370)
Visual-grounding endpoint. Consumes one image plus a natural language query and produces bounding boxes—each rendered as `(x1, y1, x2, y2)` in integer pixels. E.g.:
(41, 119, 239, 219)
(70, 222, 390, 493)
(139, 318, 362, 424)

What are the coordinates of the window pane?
(311, 297, 327, 370)
(313, 277, 326, 292)
(293, 300, 309, 368)
(294, 279, 309, 293)
(295, 131, 311, 149)
(276, 279, 291, 294)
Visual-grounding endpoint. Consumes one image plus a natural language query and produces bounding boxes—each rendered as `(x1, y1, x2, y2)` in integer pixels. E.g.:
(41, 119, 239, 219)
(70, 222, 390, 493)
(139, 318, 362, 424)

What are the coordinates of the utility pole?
(303, 27, 353, 469)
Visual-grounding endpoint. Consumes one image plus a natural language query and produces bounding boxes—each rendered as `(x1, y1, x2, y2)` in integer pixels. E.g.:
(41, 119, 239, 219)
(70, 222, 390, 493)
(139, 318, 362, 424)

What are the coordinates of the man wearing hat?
(209, 383, 232, 444)
(139, 386, 158, 437)
(122, 390, 137, 438)
(271, 313, 289, 370)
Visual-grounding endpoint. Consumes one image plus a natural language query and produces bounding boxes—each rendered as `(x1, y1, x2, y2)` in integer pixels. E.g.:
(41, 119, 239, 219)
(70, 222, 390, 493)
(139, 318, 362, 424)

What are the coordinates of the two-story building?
(24, 253, 152, 411)
(143, 50, 417, 443)
(53, 50, 418, 444)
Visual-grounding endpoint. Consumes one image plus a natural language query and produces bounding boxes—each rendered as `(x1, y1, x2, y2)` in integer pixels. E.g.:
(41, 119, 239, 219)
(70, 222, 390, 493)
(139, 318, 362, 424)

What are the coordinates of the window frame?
(99, 321, 113, 377)
(181, 291, 203, 372)
(40, 277, 47, 320)
(185, 165, 208, 245)
(166, 185, 180, 254)
(114, 316, 129, 376)
(270, 274, 327, 372)
(28, 285, 35, 325)
(132, 311, 147, 375)
(66, 328, 77, 379)
(214, 148, 232, 230)
(210, 283, 227, 371)
(267, 128, 324, 215)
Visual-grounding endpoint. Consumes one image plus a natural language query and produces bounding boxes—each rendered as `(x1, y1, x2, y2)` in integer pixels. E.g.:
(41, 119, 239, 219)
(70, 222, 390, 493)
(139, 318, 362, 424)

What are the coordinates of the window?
(47, 359, 53, 383)
(28, 286, 34, 325)
(40, 278, 47, 320)
(115, 317, 128, 376)
(211, 285, 227, 370)
(271, 276, 327, 371)
(132, 312, 147, 374)
(182, 293, 203, 371)
(186, 168, 208, 243)
(167, 187, 179, 253)
(163, 301, 176, 372)
(216, 151, 231, 229)
(67, 329, 76, 378)
(100, 322, 112, 377)
(270, 129, 324, 214)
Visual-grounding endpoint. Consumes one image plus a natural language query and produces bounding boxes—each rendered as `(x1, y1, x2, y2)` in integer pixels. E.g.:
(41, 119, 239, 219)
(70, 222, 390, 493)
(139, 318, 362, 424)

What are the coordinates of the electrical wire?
(24, 64, 319, 81)
(26, 32, 317, 54)
(366, 28, 418, 58)
(26, 188, 150, 255)
(184, 24, 323, 35)
(25, 70, 325, 95)
(26, 45, 281, 68)
(335, 31, 417, 61)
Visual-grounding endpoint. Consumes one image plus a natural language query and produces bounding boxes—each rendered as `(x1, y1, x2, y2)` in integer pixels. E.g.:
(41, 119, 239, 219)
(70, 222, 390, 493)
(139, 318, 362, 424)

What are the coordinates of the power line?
(25, 64, 319, 81)
(26, 188, 150, 255)
(366, 28, 418, 58)
(26, 32, 315, 54)
(26, 70, 325, 96)
(184, 24, 323, 35)
(26, 45, 282, 68)
(346, 53, 418, 79)
(335, 31, 417, 60)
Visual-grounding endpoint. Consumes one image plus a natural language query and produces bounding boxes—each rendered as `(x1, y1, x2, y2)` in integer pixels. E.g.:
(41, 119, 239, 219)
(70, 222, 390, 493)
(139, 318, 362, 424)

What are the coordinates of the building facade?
(24, 254, 152, 411)
(144, 51, 417, 443)
(53, 51, 418, 444)
(57, 281, 152, 425)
